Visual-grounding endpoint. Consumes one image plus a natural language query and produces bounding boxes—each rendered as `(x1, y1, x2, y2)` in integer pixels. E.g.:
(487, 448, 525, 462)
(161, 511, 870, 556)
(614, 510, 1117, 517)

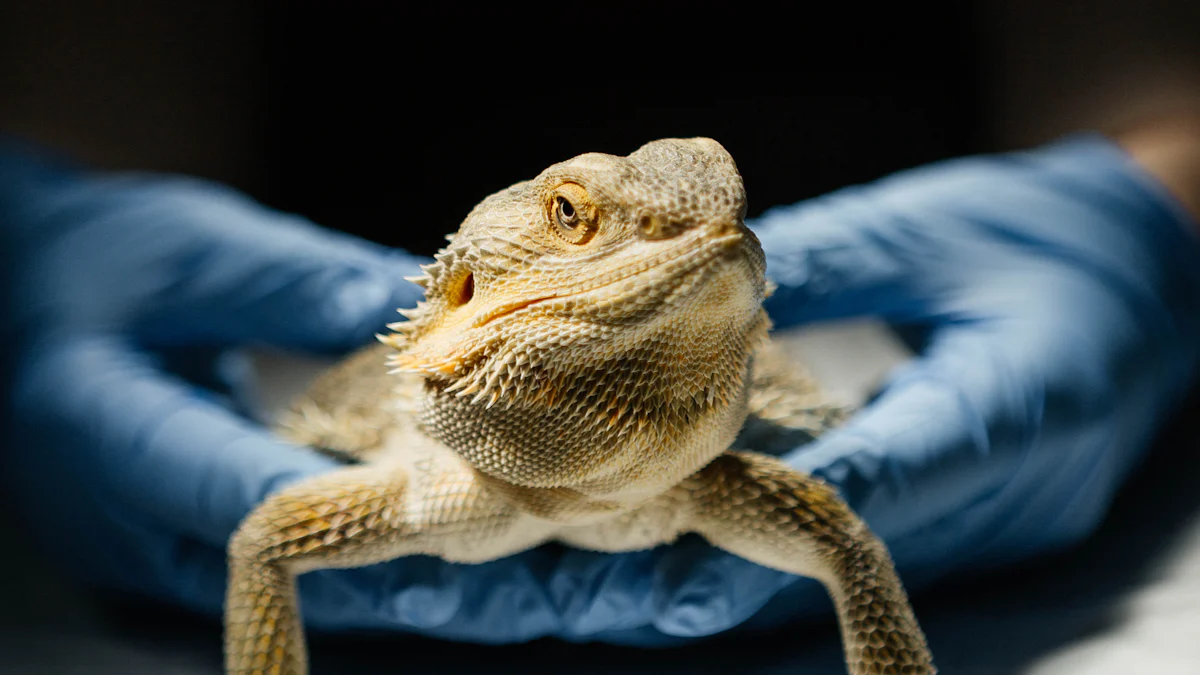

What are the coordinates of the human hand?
(8, 132, 1198, 651)
(280, 131, 1199, 647)
(730, 131, 1200, 634)
(0, 138, 431, 626)
(413, 131, 1200, 647)
(0, 140, 744, 647)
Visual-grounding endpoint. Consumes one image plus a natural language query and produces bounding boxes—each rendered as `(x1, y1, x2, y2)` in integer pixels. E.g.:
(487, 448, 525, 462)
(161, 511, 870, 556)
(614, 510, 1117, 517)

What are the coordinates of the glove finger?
(784, 321, 1126, 581)
(167, 536, 568, 644)
(644, 320, 1011, 634)
(10, 336, 586, 643)
(753, 134, 1200, 331)
(654, 266, 1154, 630)
(750, 188, 949, 328)
(38, 175, 429, 351)
(128, 179, 429, 349)
(639, 326, 1020, 636)
(650, 537, 798, 638)
(9, 335, 341, 551)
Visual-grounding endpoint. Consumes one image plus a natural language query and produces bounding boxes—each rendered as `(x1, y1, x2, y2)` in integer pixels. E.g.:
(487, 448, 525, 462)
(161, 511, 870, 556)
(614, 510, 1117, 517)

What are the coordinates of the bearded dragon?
(224, 138, 936, 674)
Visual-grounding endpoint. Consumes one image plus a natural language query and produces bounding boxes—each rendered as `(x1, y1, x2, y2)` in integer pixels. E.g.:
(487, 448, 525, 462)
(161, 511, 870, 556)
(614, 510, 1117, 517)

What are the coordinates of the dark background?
(13, 1, 1199, 254)
(4, 0, 1198, 254)
(2, 2, 1200, 673)
(3, 2, 1198, 253)
(257, 3, 983, 253)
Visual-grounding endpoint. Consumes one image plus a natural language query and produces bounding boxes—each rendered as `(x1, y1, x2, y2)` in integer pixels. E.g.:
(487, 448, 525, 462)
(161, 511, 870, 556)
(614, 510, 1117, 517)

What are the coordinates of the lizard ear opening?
(445, 271, 474, 309)
(388, 269, 481, 377)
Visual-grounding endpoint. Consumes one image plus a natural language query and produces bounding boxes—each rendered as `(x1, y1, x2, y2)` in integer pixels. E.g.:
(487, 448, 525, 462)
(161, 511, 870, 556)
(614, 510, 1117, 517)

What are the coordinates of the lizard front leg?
(224, 462, 551, 675)
(682, 452, 935, 675)
(270, 343, 419, 464)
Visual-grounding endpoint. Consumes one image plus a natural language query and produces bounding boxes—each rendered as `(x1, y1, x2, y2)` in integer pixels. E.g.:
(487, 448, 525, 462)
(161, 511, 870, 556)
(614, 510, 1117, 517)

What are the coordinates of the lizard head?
(385, 138, 771, 492)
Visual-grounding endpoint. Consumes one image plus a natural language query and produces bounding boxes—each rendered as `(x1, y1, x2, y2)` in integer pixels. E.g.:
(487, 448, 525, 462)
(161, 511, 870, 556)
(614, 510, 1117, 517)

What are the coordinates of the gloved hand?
(0, 139, 684, 645)
(433, 131, 1200, 645)
(0, 138, 431, 625)
(736, 132, 1200, 634)
(518, 132, 1200, 645)
(5, 132, 1200, 649)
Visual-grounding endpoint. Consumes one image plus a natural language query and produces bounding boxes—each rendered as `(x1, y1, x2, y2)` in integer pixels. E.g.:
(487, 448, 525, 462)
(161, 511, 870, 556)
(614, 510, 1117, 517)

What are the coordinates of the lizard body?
(224, 138, 935, 674)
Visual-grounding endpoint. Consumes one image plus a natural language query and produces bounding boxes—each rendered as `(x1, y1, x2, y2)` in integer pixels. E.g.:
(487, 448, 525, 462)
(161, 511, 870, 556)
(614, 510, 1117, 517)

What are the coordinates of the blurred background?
(1, 1, 1199, 673)
(3, 1, 1197, 257)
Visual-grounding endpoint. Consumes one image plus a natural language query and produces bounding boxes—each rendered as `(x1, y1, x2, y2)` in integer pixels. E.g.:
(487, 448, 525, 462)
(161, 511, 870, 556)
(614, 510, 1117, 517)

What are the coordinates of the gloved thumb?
(111, 176, 433, 351)
(8, 334, 343, 550)
(783, 319, 1123, 583)
(20, 171, 432, 351)
(750, 184, 943, 331)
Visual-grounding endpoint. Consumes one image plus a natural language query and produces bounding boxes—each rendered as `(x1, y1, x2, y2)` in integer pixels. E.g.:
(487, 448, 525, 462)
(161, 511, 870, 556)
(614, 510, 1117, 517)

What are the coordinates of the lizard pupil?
(556, 197, 577, 228)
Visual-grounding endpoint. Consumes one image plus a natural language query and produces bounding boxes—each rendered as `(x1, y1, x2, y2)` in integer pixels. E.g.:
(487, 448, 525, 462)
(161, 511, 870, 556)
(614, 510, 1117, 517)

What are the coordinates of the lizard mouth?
(479, 296, 556, 325)
(475, 229, 748, 327)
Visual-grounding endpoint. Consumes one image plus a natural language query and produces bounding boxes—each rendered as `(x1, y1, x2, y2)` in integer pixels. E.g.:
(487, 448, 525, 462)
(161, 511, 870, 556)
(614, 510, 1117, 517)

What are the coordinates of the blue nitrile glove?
(459, 132, 1200, 646)
(5, 132, 1200, 650)
(0, 139, 435, 624)
(0, 139, 696, 645)
(652, 132, 1200, 640)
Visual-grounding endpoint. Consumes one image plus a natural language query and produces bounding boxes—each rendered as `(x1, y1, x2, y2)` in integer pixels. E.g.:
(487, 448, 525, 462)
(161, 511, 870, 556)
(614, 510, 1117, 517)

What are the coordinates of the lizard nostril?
(637, 215, 656, 237)
(637, 214, 683, 240)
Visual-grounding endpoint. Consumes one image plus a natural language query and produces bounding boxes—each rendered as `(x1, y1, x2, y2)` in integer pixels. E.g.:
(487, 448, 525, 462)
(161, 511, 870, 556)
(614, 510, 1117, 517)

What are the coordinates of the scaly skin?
(224, 138, 936, 674)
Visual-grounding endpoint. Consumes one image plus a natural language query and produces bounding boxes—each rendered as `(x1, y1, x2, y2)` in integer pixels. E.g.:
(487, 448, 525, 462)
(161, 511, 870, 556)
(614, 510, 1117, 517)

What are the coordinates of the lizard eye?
(554, 196, 577, 229)
(548, 183, 598, 245)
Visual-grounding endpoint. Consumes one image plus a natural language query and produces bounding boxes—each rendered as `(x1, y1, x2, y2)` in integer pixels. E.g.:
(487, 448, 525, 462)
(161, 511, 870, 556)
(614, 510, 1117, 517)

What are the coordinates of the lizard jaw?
(473, 229, 749, 328)
(476, 296, 556, 326)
